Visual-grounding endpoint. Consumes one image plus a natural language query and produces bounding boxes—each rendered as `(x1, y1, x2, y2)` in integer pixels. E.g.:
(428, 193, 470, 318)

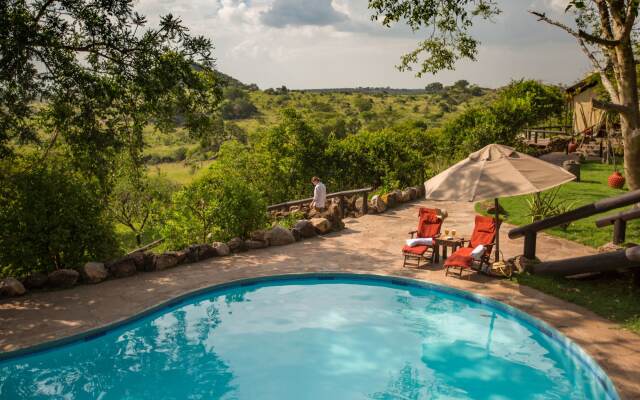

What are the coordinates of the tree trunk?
(617, 39, 640, 191)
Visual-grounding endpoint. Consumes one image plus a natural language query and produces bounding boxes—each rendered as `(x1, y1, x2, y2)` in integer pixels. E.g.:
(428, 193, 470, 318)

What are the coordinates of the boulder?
(355, 196, 365, 213)
(383, 192, 397, 208)
(250, 230, 269, 244)
(398, 189, 411, 203)
(185, 244, 217, 263)
(266, 226, 296, 246)
(154, 252, 183, 271)
(289, 205, 301, 213)
(212, 242, 231, 257)
(407, 187, 418, 200)
(437, 208, 448, 221)
(294, 220, 317, 238)
(0, 278, 26, 297)
(370, 195, 387, 213)
(508, 255, 540, 274)
(48, 269, 79, 289)
(291, 228, 302, 241)
(245, 239, 269, 249)
(22, 272, 48, 289)
(80, 262, 108, 284)
(128, 251, 147, 271)
(310, 217, 332, 234)
(141, 253, 157, 272)
(227, 237, 246, 253)
(107, 257, 137, 278)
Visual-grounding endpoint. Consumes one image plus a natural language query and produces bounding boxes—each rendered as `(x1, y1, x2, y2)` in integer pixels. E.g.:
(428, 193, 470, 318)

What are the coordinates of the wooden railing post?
(362, 191, 369, 214)
(613, 219, 627, 244)
(524, 231, 537, 260)
(534, 131, 538, 144)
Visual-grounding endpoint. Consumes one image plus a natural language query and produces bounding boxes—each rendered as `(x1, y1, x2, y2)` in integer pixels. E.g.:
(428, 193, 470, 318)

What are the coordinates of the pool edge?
(0, 272, 620, 399)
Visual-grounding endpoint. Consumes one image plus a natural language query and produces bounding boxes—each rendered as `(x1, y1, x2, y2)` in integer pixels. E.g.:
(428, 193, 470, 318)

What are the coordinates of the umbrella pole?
(494, 198, 500, 263)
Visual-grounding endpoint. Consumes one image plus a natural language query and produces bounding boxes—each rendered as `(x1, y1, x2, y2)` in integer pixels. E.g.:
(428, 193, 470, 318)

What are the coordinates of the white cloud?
(132, 0, 591, 89)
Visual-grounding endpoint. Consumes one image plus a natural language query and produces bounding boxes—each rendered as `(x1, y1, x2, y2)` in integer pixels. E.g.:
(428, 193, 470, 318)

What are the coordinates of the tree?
(453, 79, 470, 89)
(1, 0, 223, 186)
(529, 2, 640, 190)
(368, 0, 640, 190)
(425, 82, 444, 92)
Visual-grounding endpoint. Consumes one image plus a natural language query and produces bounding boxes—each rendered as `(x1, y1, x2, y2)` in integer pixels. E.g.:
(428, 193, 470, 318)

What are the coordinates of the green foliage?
(525, 188, 576, 230)
(273, 211, 306, 229)
(1, 0, 223, 189)
(220, 87, 258, 120)
(439, 80, 564, 158)
(161, 167, 267, 249)
(109, 170, 176, 246)
(0, 160, 118, 277)
(326, 121, 435, 190)
(353, 96, 374, 112)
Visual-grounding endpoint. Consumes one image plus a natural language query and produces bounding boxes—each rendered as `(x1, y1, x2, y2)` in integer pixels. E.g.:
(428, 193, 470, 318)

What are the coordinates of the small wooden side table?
(435, 237, 465, 261)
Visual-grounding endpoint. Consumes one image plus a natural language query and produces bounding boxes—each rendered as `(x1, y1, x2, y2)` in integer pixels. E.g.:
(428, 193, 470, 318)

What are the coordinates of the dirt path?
(1, 199, 638, 398)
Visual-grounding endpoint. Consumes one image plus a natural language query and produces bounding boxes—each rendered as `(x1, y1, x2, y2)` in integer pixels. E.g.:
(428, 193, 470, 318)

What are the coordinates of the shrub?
(0, 161, 118, 277)
(161, 167, 268, 249)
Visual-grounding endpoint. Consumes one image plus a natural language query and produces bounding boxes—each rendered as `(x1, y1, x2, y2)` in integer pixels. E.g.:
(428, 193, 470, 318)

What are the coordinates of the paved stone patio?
(1, 199, 639, 398)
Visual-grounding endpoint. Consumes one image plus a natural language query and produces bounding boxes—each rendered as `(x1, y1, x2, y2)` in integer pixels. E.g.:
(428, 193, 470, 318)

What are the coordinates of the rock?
(80, 262, 108, 284)
(0, 278, 26, 297)
(227, 237, 246, 252)
(383, 192, 397, 208)
(398, 189, 411, 203)
(245, 239, 269, 249)
(291, 228, 302, 241)
(437, 209, 448, 221)
(48, 269, 79, 288)
(370, 195, 387, 213)
(509, 255, 540, 274)
(294, 220, 317, 238)
(128, 251, 149, 272)
(319, 203, 344, 231)
(416, 184, 426, 198)
(212, 242, 230, 256)
(22, 272, 48, 289)
(408, 187, 418, 200)
(250, 230, 269, 244)
(185, 244, 217, 263)
(355, 196, 365, 212)
(289, 205, 301, 213)
(266, 225, 296, 246)
(154, 252, 183, 270)
(310, 217, 332, 234)
(107, 257, 137, 278)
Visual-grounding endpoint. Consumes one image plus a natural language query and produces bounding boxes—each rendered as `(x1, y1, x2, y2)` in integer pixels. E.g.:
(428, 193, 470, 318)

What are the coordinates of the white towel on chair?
(406, 238, 433, 247)
(471, 245, 485, 260)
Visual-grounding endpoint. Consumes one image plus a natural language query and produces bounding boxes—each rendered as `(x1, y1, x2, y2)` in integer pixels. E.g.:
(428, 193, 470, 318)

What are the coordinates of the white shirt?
(313, 182, 327, 208)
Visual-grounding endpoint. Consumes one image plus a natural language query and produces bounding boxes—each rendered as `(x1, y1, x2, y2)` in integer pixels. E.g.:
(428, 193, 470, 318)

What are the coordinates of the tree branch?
(578, 29, 620, 46)
(33, 0, 57, 25)
(529, 10, 620, 103)
(592, 98, 631, 114)
(622, 0, 639, 40)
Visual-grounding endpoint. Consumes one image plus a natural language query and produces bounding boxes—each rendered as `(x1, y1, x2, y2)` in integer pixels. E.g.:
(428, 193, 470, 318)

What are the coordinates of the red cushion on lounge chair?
(402, 245, 429, 255)
(444, 247, 474, 269)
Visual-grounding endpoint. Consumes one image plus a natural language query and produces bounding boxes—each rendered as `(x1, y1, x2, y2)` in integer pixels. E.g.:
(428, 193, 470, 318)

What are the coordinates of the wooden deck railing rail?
(508, 189, 640, 259)
(595, 208, 640, 244)
(267, 187, 373, 214)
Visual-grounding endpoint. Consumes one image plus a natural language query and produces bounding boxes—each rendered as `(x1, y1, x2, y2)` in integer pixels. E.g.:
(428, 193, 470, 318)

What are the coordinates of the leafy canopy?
(368, 0, 500, 76)
(0, 0, 222, 184)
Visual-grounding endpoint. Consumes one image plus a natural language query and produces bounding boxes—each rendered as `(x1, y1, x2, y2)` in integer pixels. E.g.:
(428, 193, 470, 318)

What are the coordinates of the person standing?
(310, 176, 326, 211)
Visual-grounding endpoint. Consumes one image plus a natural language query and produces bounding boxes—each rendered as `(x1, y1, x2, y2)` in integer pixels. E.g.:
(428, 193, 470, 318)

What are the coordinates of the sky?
(134, 0, 593, 89)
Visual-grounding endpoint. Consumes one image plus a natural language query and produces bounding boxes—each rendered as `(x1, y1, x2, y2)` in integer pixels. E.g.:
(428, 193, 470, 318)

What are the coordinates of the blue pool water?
(0, 275, 617, 399)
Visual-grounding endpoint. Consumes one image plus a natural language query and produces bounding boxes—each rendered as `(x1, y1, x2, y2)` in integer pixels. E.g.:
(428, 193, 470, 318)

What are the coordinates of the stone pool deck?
(1, 199, 639, 398)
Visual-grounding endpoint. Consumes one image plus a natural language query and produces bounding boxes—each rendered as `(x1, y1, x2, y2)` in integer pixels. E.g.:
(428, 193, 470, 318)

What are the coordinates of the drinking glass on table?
(444, 228, 450, 238)
(451, 229, 457, 238)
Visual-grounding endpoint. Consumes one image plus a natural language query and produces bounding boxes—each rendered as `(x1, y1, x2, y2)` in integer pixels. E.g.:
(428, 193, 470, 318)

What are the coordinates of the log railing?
(509, 189, 640, 259)
(267, 187, 373, 214)
(595, 208, 640, 244)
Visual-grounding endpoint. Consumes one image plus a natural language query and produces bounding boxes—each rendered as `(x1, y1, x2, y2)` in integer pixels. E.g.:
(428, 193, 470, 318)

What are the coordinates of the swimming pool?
(0, 274, 618, 399)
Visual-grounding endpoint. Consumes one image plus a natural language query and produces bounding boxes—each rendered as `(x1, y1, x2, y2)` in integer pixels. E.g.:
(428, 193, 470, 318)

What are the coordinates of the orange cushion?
(402, 245, 429, 255)
(444, 247, 474, 268)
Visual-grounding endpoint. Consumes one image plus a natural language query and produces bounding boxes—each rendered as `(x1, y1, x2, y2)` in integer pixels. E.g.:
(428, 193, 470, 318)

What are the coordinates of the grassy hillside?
(144, 84, 494, 185)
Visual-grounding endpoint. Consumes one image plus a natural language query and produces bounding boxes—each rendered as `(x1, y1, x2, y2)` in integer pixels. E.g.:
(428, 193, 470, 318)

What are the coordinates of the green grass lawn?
(476, 161, 639, 248)
(147, 160, 214, 185)
(512, 273, 640, 334)
(477, 161, 640, 334)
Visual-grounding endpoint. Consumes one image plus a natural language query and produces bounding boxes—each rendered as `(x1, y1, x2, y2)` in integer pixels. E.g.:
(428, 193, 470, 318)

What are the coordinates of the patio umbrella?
(424, 144, 576, 262)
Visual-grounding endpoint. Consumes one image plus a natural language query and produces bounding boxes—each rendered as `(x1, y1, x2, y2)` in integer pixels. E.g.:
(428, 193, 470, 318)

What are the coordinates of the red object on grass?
(608, 171, 626, 189)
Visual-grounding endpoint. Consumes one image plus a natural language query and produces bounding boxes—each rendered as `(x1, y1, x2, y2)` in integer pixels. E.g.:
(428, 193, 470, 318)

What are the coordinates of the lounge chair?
(402, 207, 443, 268)
(444, 215, 498, 278)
